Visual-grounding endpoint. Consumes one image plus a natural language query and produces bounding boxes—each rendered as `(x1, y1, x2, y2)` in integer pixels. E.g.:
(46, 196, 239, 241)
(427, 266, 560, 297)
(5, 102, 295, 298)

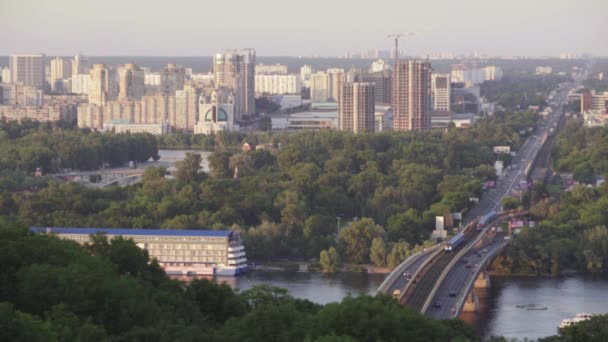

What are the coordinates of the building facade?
(175, 84, 199, 130)
(213, 49, 256, 120)
(160, 63, 186, 95)
(103, 122, 171, 135)
(393, 60, 432, 131)
(255, 74, 299, 95)
(72, 54, 90, 76)
(49, 57, 72, 92)
(310, 72, 329, 102)
(255, 63, 288, 75)
(10, 54, 45, 89)
(431, 73, 451, 111)
(89, 64, 117, 106)
(118, 63, 145, 101)
(339, 82, 375, 133)
(360, 70, 392, 106)
(194, 89, 239, 134)
(300, 65, 312, 88)
(29, 227, 247, 276)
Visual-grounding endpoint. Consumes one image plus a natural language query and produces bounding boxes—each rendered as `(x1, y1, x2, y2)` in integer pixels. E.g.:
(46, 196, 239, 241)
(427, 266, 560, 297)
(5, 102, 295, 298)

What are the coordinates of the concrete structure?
(271, 111, 337, 130)
(103, 121, 171, 135)
(89, 64, 116, 106)
(72, 54, 89, 76)
(255, 63, 288, 75)
(194, 89, 239, 134)
(0, 102, 78, 123)
(160, 64, 185, 95)
(255, 74, 299, 95)
(582, 110, 608, 127)
(71, 74, 90, 94)
(175, 84, 199, 130)
(431, 73, 451, 112)
(0, 83, 44, 106)
(327, 68, 345, 102)
(370, 59, 389, 73)
(1, 67, 11, 83)
(360, 70, 392, 106)
(118, 63, 145, 101)
(300, 65, 312, 88)
(30, 227, 248, 276)
(213, 49, 256, 120)
(10, 54, 45, 89)
(393, 60, 432, 131)
(144, 73, 161, 94)
(49, 57, 72, 92)
(339, 82, 375, 133)
(451, 83, 480, 114)
(375, 106, 393, 132)
(270, 94, 302, 109)
(451, 64, 503, 86)
(310, 72, 329, 102)
(581, 91, 608, 114)
(535, 66, 553, 75)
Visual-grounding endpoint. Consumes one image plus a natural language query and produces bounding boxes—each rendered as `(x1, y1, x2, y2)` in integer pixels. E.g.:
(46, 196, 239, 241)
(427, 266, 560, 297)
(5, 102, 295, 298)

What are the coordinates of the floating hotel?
(29, 227, 247, 276)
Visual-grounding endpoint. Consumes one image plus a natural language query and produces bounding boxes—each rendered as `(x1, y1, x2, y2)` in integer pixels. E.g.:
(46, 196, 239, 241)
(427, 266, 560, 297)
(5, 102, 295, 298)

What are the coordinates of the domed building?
(193, 89, 240, 134)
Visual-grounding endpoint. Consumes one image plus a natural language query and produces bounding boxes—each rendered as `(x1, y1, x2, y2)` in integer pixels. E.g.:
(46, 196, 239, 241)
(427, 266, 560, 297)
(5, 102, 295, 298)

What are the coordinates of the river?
(201, 272, 608, 341)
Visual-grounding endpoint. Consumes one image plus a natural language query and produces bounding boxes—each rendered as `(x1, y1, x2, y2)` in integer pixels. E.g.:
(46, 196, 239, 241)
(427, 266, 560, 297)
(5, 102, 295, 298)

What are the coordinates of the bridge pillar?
(461, 291, 479, 313)
(474, 270, 491, 289)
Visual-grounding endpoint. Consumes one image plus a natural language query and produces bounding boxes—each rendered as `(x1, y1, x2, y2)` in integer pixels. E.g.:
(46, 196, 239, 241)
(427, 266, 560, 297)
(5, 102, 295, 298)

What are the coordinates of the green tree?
(369, 237, 387, 267)
(339, 218, 384, 263)
(320, 247, 341, 273)
(387, 242, 413, 268)
(174, 152, 202, 183)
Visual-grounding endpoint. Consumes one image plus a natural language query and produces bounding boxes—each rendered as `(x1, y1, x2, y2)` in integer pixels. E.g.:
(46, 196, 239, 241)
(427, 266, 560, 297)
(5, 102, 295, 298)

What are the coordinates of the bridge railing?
(397, 245, 445, 302)
(376, 245, 439, 295)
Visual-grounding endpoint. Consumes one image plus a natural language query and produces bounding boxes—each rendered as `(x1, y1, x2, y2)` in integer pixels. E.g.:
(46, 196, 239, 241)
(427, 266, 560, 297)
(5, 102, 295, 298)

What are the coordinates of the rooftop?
(29, 227, 233, 237)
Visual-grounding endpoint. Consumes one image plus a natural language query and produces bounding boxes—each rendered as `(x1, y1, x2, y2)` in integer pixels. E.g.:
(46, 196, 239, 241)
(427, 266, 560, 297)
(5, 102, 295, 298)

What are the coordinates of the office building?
(89, 64, 113, 106)
(255, 74, 299, 95)
(175, 84, 199, 130)
(118, 63, 145, 101)
(29, 227, 247, 276)
(49, 57, 72, 92)
(431, 73, 451, 111)
(339, 82, 375, 133)
(10, 54, 45, 89)
(255, 63, 288, 75)
(360, 70, 392, 106)
(300, 65, 312, 88)
(160, 63, 186, 95)
(310, 72, 329, 102)
(72, 54, 90, 76)
(393, 60, 432, 131)
(213, 49, 256, 120)
(194, 89, 239, 134)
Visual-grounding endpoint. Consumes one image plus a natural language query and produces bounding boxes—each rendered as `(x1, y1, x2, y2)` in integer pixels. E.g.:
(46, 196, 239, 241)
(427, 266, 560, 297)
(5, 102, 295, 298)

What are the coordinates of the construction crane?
(387, 32, 414, 63)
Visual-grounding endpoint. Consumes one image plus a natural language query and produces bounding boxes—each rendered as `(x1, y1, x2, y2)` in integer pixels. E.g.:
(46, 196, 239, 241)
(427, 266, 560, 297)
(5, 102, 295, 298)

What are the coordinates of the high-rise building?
(72, 54, 90, 76)
(10, 54, 45, 89)
(71, 74, 90, 94)
(360, 70, 392, 106)
(1, 67, 11, 84)
(213, 49, 256, 120)
(431, 73, 451, 112)
(160, 64, 186, 95)
(393, 60, 432, 131)
(255, 64, 288, 75)
(175, 84, 199, 130)
(339, 82, 375, 133)
(327, 68, 345, 102)
(370, 59, 389, 73)
(118, 63, 145, 101)
(310, 72, 329, 102)
(255, 74, 300, 95)
(300, 65, 312, 88)
(49, 57, 72, 92)
(194, 89, 239, 134)
(89, 64, 114, 106)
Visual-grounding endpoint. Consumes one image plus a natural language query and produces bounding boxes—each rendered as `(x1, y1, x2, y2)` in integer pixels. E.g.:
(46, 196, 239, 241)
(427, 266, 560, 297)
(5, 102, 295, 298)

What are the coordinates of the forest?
(491, 123, 608, 275)
(0, 111, 537, 266)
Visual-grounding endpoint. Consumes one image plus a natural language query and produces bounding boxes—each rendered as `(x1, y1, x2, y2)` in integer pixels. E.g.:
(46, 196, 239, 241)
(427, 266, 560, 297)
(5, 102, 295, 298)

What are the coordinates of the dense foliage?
(0, 225, 479, 341)
(0, 112, 537, 264)
(491, 124, 608, 275)
(481, 74, 571, 110)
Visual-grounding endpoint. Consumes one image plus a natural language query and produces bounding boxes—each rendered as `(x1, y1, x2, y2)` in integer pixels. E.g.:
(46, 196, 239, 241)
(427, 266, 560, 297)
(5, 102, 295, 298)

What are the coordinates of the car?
(465, 264, 472, 269)
(433, 301, 442, 308)
(482, 248, 488, 253)
(449, 290, 457, 297)
(462, 257, 468, 263)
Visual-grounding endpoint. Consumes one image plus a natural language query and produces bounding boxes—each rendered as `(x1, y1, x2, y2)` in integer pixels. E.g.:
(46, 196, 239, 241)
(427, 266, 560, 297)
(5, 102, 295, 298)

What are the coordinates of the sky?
(1, 0, 607, 57)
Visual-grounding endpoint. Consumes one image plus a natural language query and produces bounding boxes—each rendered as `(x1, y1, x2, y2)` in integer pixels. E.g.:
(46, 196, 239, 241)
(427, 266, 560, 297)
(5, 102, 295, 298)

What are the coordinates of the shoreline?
(248, 261, 390, 275)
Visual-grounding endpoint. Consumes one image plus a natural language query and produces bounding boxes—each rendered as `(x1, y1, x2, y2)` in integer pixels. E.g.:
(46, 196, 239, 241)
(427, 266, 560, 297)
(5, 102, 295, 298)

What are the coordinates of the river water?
(204, 272, 608, 341)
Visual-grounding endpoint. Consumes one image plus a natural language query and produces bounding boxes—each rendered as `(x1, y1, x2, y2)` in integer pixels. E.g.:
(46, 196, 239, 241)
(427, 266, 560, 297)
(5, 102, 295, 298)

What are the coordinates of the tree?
(339, 218, 384, 263)
(370, 238, 387, 267)
(320, 247, 341, 273)
(574, 162, 595, 184)
(387, 242, 413, 269)
(174, 152, 202, 183)
(502, 196, 520, 211)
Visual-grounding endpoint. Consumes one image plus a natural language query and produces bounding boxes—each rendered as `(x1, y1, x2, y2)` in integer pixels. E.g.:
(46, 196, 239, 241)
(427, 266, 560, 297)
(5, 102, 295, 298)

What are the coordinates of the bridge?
(378, 80, 577, 319)
(51, 168, 145, 188)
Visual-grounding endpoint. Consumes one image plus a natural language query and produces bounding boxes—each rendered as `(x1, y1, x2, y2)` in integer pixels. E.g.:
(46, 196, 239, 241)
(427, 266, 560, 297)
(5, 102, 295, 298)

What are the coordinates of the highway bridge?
(51, 168, 145, 188)
(378, 79, 579, 319)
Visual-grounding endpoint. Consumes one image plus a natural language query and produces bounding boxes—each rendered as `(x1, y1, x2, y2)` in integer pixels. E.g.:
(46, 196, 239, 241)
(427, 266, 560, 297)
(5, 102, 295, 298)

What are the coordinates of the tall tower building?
(49, 57, 72, 90)
(431, 73, 451, 112)
(339, 82, 375, 133)
(300, 65, 312, 88)
(361, 70, 392, 106)
(89, 64, 113, 106)
(393, 60, 432, 131)
(160, 63, 186, 95)
(310, 72, 329, 103)
(10, 54, 45, 89)
(118, 63, 145, 101)
(175, 83, 199, 130)
(213, 49, 256, 120)
(327, 68, 345, 102)
(72, 54, 90, 76)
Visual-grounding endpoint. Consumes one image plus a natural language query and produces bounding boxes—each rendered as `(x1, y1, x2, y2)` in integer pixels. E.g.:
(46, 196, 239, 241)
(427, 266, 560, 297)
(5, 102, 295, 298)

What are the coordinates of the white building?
(270, 94, 302, 109)
(256, 63, 288, 75)
(144, 73, 161, 94)
(175, 84, 199, 130)
(118, 63, 145, 101)
(72, 54, 89, 76)
(103, 121, 171, 135)
(310, 72, 329, 103)
(271, 111, 338, 130)
(1, 67, 11, 84)
(327, 68, 345, 102)
(0, 83, 44, 106)
(194, 90, 239, 134)
(255, 74, 300, 95)
(370, 59, 389, 73)
(451, 64, 502, 86)
(431, 73, 451, 112)
(300, 65, 312, 88)
(536, 66, 553, 75)
(49, 57, 72, 92)
(71, 74, 90, 94)
(10, 54, 45, 89)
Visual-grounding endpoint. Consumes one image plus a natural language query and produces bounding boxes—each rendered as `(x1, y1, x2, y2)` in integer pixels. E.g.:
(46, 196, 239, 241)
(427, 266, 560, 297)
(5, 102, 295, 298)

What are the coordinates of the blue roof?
(29, 227, 233, 238)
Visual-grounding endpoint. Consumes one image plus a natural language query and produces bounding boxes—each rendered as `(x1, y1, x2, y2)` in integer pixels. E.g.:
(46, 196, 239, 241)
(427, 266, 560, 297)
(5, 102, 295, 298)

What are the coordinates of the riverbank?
(248, 261, 390, 275)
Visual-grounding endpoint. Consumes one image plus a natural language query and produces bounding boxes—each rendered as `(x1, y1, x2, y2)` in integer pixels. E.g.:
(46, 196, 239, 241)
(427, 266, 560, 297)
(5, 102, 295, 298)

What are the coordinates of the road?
(424, 76, 584, 319)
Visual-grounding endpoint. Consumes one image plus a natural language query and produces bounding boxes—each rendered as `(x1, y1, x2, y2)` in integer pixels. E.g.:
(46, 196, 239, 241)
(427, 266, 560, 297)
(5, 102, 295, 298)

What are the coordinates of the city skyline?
(2, 0, 607, 57)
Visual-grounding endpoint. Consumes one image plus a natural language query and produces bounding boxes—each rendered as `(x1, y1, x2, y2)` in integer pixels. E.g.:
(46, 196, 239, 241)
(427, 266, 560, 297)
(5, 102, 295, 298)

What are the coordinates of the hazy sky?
(2, 0, 607, 57)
